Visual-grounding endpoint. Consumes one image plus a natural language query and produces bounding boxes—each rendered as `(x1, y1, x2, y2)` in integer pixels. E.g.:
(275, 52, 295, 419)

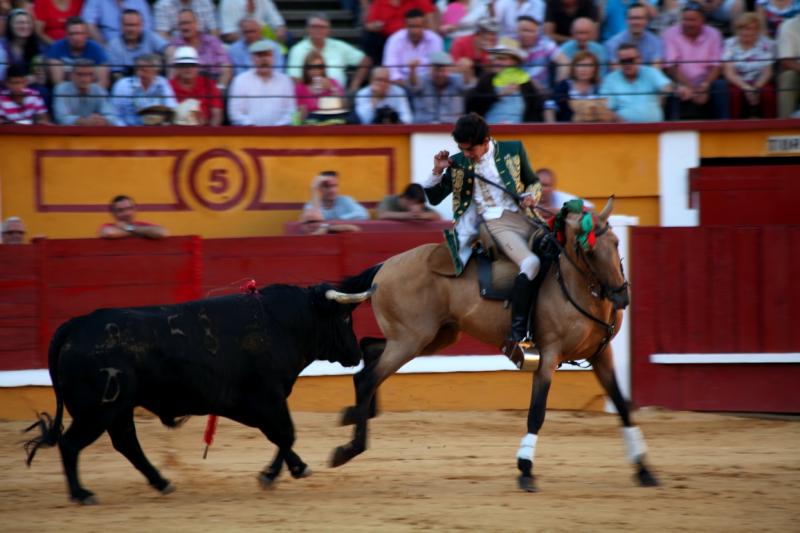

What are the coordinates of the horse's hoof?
(330, 444, 355, 468)
(160, 482, 176, 495)
(339, 406, 358, 426)
(636, 466, 659, 487)
(71, 490, 98, 505)
(517, 475, 537, 493)
(291, 465, 312, 479)
(258, 471, 278, 490)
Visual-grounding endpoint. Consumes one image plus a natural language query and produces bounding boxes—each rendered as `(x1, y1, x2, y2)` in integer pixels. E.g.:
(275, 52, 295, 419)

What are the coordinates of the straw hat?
(312, 96, 349, 115)
(487, 38, 527, 62)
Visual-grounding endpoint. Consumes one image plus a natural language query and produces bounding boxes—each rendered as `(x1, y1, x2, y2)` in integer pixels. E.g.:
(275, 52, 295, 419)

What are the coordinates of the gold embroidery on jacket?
(452, 168, 465, 215)
(505, 154, 523, 193)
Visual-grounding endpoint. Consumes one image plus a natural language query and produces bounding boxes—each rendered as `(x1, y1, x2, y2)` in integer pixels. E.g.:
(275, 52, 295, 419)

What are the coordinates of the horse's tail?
(24, 319, 71, 466)
(338, 264, 383, 296)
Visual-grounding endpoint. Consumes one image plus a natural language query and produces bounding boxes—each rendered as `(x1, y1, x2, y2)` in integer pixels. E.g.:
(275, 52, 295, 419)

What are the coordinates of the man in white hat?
(228, 39, 296, 126)
(169, 45, 223, 125)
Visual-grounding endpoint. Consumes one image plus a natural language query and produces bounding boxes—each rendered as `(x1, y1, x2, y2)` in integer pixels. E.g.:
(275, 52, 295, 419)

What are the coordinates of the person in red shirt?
(168, 45, 223, 126)
(362, 0, 436, 66)
(450, 17, 499, 78)
(98, 195, 168, 239)
(34, 0, 84, 46)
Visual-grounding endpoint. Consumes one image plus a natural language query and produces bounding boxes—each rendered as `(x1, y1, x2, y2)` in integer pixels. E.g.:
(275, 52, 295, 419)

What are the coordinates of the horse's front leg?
(590, 347, 658, 487)
(517, 357, 557, 492)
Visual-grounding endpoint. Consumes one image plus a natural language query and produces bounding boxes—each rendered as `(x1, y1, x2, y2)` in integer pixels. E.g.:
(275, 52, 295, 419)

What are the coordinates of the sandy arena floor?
(2, 408, 799, 532)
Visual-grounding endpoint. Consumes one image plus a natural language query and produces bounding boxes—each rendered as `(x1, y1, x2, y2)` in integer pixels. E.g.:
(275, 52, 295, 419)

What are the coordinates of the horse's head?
(563, 197, 630, 310)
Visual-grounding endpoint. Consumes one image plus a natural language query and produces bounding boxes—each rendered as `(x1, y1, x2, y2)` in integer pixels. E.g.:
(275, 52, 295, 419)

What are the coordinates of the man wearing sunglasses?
(600, 42, 674, 122)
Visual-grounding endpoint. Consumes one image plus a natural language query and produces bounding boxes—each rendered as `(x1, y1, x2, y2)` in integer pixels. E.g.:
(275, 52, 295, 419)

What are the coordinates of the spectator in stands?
(777, 13, 800, 117)
(2, 8, 45, 71)
(411, 50, 472, 124)
(604, 3, 663, 67)
(1, 216, 26, 244)
(757, 0, 800, 39)
(377, 183, 441, 220)
(517, 15, 559, 93)
(34, 0, 83, 46)
(169, 46, 222, 125)
(663, 2, 728, 120)
(383, 8, 444, 85)
(111, 53, 177, 125)
(544, 0, 598, 44)
(439, 0, 485, 45)
(287, 13, 371, 94)
(722, 12, 777, 119)
(228, 40, 296, 125)
(304, 171, 369, 221)
(363, 0, 436, 66)
(229, 17, 283, 76)
(551, 50, 604, 122)
(0, 46, 6, 82)
(53, 58, 121, 125)
(295, 50, 346, 121)
(355, 66, 414, 124)
(0, 64, 51, 124)
(106, 9, 169, 81)
(533, 167, 592, 217)
(80, 0, 153, 44)
(298, 207, 361, 234)
(47, 16, 109, 88)
(600, 43, 673, 122)
(98, 195, 168, 239)
(154, 0, 217, 39)
(166, 9, 231, 86)
(218, 0, 286, 45)
(466, 40, 544, 124)
(28, 54, 52, 109)
(600, 0, 657, 43)
(553, 17, 608, 82)
(450, 16, 499, 79)
(496, 0, 547, 39)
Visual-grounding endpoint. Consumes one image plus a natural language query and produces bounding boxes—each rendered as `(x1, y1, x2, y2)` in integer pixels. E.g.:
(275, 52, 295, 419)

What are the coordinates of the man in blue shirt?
(228, 17, 284, 76)
(111, 53, 177, 125)
(47, 17, 110, 88)
(303, 171, 369, 221)
(600, 43, 673, 122)
(106, 9, 168, 80)
(554, 17, 608, 80)
(604, 3, 662, 67)
(81, 0, 154, 44)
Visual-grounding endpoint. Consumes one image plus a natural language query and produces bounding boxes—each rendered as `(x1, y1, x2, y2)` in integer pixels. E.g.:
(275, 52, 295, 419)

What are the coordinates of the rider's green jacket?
(424, 140, 542, 274)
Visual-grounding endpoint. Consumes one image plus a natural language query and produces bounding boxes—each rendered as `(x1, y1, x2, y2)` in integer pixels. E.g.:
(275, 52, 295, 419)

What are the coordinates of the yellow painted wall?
(699, 128, 800, 158)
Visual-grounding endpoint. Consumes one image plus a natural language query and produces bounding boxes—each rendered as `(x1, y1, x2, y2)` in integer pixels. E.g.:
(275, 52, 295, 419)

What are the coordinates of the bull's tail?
(24, 320, 71, 466)
(338, 264, 382, 296)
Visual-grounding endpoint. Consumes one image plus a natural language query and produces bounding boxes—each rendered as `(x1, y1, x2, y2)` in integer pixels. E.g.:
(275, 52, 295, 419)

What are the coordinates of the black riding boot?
(502, 273, 536, 368)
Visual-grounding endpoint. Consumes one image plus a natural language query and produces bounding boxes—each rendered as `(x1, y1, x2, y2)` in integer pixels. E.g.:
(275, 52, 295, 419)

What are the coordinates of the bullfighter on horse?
(423, 113, 547, 366)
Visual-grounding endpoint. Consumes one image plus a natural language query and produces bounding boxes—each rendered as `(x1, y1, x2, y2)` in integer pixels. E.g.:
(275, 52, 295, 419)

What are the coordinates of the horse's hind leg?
(591, 348, 659, 487)
(516, 355, 558, 492)
(58, 418, 106, 504)
(107, 410, 173, 494)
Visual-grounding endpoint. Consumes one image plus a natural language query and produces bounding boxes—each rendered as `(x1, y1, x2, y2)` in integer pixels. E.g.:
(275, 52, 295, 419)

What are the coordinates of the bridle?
(551, 221, 629, 359)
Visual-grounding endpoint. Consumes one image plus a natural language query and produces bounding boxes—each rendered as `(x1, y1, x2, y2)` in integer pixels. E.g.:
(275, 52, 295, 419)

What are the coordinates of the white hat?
(312, 96, 349, 115)
(487, 38, 527, 62)
(249, 40, 275, 54)
(173, 46, 199, 65)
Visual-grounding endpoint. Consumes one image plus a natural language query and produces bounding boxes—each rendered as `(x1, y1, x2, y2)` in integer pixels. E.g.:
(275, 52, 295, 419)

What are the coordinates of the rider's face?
(457, 138, 490, 163)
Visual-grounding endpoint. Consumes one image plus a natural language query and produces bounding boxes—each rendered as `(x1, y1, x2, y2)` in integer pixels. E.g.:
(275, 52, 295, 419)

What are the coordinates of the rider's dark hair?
(451, 113, 489, 146)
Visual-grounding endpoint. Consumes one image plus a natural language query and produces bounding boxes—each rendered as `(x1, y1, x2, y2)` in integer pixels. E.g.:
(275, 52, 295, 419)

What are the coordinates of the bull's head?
(311, 284, 378, 367)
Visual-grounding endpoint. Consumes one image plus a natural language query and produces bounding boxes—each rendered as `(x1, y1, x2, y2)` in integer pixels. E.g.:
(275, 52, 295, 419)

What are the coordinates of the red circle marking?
(187, 149, 247, 211)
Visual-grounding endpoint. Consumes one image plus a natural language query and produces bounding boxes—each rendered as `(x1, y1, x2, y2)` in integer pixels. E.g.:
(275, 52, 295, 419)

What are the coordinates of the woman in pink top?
(294, 50, 345, 120)
(33, 0, 82, 45)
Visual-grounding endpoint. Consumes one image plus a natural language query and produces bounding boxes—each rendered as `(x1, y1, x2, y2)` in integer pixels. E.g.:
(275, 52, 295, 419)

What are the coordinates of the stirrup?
(502, 338, 526, 369)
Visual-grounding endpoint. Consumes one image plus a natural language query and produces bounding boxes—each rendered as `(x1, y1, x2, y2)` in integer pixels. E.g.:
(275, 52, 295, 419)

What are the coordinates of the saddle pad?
(427, 242, 459, 277)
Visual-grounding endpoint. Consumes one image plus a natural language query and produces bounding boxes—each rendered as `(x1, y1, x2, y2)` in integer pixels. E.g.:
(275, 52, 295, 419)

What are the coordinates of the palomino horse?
(333, 197, 658, 491)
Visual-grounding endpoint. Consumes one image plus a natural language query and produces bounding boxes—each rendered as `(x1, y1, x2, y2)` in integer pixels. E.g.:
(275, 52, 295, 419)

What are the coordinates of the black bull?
(24, 279, 376, 504)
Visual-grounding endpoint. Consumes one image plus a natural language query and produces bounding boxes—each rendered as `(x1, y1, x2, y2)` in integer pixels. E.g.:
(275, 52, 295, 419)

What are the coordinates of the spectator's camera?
(373, 106, 400, 124)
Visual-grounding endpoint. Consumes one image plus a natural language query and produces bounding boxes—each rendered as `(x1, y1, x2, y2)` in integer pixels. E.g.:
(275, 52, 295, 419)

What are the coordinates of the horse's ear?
(598, 195, 615, 223)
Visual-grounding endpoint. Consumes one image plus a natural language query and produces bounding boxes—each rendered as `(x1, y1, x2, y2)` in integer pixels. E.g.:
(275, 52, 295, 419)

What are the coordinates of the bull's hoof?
(339, 406, 358, 426)
(290, 465, 312, 479)
(71, 489, 98, 505)
(635, 465, 659, 487)
(330, 443, 359, 468)
(258, 471, 279, 490)
(517, 475, 537, 493)
(160, 482, 176, 495)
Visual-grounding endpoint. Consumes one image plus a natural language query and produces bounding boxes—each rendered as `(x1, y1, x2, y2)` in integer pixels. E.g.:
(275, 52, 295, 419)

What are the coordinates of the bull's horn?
(598, 195, 615, 222)
(325, 284, 377, 304)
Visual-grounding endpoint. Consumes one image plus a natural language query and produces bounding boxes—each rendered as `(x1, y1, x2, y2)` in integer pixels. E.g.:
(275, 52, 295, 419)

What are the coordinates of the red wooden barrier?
(631, 225, 800, 412)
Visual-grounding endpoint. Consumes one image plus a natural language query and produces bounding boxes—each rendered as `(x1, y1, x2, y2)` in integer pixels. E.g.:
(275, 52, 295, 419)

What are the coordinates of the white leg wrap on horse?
(621, 426, 647, 463)
(516, 433, 538, 462)
(519, 255, 540, 281)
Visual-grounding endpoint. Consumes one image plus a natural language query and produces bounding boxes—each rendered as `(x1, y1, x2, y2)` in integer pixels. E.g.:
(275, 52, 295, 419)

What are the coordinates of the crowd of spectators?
(1, 0, 799, 125)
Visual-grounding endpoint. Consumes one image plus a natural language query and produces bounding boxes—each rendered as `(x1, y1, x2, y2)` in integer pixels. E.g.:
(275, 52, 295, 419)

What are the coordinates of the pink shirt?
(382, 29, 444, 82)
(662, 24, 723, 86)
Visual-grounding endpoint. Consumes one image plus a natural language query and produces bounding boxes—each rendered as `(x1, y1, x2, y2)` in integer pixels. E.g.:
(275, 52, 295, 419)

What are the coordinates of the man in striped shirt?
(0, 65, 51, 125)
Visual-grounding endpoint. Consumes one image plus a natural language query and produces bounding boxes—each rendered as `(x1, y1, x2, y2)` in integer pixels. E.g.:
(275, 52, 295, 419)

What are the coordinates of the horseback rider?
(423, 113, 548, 367)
